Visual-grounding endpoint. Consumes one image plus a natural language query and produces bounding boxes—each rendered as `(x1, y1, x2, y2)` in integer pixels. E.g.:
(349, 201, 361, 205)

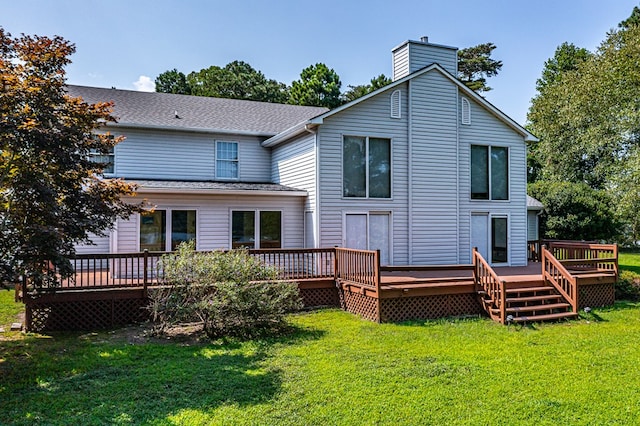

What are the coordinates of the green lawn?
(2, 287, 640, 425)
(620, 251, 640, 275)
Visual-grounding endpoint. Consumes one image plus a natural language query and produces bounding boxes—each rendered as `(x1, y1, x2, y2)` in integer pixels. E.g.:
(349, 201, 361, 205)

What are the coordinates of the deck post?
(375, 249, 381, 323)
(143, 249, 149, 296)
(500, 280, 507, 324)
(471, 247, 477, 288)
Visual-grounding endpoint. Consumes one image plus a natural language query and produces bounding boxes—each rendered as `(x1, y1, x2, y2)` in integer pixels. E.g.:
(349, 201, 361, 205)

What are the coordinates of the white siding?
(74, 233, 110, 254)
(393, 41, 458, 80)
(116, 193, 305, 252)
(409, 72, 459, 264)
(317, 84, 410, 264)
(458, 94, 528, 266)
(113, 127, 271, 181)
(271, 133, 316, 213)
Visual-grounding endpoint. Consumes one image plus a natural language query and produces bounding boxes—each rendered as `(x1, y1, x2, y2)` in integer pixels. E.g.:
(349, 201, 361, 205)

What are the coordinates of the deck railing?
(541, 246, 578, 312)
(547, 242, 618, 276)
(25, 248, 337, 293)
(472, 248, 506, 324)
(334, 247, 380, 292)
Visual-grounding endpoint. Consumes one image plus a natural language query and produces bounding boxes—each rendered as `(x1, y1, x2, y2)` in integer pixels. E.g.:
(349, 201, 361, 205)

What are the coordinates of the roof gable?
(305, 64, 537, 142)
(66, 85, 328, 136)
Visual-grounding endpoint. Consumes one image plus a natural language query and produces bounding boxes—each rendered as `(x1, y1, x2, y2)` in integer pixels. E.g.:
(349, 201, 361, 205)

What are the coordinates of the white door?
(369, 213, 390, 265)
(471, 213, 489, 261)
(345, 213, 391, 265)
(345, 214, 368, 250)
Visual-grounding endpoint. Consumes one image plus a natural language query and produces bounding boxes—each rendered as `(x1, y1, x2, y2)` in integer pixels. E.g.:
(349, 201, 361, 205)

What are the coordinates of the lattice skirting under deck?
(26, 297, 149, 332)
(380, 293, 483, 323)
(339, 289, 379, 322)
(579, 283, 615, 309)
(299, 287, 340, 308)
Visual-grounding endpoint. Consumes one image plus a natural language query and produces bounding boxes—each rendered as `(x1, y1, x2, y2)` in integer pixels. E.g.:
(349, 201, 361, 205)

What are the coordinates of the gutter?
(261, 122, 317, 147)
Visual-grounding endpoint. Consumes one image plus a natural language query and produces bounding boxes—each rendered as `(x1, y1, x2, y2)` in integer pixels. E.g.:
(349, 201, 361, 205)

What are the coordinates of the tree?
(289, 63, 342, 108)
(155, 68, 191, 94)
(343, 74, 391, 103)
(457, 43, 503, 93)
(526, 6, 640, 244)
(528, 181, 619, 241)
(171, 61, 289, 103)
(0, 29, 140, 288)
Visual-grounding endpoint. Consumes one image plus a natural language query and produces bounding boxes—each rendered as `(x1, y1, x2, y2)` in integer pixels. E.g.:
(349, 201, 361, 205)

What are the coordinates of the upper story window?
(216, 141, 238, 179)
(471, 145, 508, 200)
(88, 146, 115, 175)
(343, 136, 391, 199)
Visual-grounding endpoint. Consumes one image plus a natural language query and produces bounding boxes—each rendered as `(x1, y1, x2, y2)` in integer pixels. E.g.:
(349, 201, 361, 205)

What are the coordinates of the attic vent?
(390, 90, 401, 119)
(461, 97, 471, 125)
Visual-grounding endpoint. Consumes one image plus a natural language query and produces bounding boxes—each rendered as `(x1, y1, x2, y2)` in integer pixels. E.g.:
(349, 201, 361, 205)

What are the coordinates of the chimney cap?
(420, 36, 429, 43)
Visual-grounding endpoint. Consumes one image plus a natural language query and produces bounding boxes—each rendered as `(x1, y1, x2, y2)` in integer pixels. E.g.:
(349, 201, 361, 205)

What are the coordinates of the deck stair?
(479, 280, 577, 323)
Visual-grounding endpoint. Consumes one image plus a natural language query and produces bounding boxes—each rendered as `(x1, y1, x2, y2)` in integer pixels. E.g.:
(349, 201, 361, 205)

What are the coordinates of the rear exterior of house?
(269, 38, 536, 266)
(73, 36, 537, 267)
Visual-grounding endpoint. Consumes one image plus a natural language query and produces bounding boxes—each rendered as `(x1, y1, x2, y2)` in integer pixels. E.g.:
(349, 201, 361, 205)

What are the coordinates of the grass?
(619, 250, 640, 275)
(2, 295, 640, 425)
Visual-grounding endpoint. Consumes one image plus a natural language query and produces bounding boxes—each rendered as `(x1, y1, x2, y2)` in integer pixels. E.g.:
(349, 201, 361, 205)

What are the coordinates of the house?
(71, 36, 538, 267)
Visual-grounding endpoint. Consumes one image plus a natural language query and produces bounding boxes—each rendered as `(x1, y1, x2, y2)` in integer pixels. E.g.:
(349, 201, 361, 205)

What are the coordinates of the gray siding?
(74, 233, 110, 254)
(527, 211, 539, 241)
(392, 44, 410, 81)
(458, 95, 528, 266)
(317, 84, 410, 264)
(271, 133, 316, 246)
(116, 193, 305, 252)
(409, 72, 459, 264)
(112, 127, 271, 181)
(409, 42, 457, 76)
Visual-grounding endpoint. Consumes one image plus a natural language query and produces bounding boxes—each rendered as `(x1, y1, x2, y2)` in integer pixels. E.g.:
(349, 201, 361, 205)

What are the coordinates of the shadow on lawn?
(0, 324, 324, 425)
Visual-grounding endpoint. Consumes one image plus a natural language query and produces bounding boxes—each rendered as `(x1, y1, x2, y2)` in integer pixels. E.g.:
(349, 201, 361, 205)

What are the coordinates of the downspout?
(305, 123, 319, 248)
(408, 80, 413, 264)
(456, 88, 460, 263)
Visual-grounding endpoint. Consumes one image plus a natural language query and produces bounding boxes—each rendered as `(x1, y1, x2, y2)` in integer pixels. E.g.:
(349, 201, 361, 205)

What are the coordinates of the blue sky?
(3, 0, 639, 124)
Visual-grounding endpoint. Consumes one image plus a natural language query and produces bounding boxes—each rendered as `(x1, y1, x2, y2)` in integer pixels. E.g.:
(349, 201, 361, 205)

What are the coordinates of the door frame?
(470, 211, 510, 266)
(343, 211, 393, 265)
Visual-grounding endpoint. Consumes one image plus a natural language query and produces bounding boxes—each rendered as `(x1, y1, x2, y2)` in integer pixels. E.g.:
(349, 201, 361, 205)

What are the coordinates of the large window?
(140, 210, 196, 251)
(343, 136, 391, 198)
(232, 210, 282, 249)
(471, 145, 508, 200)
(216, 141, 239, 179)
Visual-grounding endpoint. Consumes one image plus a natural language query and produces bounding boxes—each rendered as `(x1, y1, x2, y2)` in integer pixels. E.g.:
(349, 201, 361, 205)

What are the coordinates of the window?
(461, 98, 471, 125)
(390, 90, 401, 118)
(471, 145, 508, 200)
(491, 217, 508, 263)
(140, 210, 196, 251)
(216, 141, 238, 179)
(231, 210, 282, 249)
(343, 136, 391, 198)
(88, 146, 115, 175)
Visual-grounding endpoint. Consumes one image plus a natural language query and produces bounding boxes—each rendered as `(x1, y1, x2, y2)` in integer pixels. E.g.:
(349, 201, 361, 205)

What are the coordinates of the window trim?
(215, 140, 239, 180)
(470, 144, 510, 201)
(138, 208, 198, 252)
(341, 134, 393, 200)
(89, 134, 116, 176)
(229, 208, 284, 249)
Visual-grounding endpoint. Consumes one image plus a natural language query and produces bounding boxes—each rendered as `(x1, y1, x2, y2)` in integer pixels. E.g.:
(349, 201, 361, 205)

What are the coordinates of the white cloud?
(133, 75, 154, 92)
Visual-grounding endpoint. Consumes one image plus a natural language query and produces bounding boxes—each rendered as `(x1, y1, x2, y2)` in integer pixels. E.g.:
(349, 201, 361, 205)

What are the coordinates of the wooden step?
(506, 294, 561, 303)
(506, 286, 554, 294)
(510, 311, 578, 323)
(507, 303, 571, 313)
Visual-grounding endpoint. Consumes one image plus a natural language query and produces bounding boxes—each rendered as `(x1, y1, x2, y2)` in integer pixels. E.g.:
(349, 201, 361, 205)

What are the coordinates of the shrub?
(148, 242, 302, 339)
(615, 270, 640, 301)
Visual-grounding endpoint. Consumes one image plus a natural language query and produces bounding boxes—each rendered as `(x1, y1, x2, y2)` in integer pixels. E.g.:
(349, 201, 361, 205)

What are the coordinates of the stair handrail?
(541, 245, 578, 312)
(472, 248, 507, 324)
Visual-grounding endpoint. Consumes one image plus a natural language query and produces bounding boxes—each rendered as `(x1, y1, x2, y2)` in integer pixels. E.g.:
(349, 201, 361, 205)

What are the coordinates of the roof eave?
(261, 122, 312, 147)
(106, 122, 277, 138)
(133, 187, 308, 197)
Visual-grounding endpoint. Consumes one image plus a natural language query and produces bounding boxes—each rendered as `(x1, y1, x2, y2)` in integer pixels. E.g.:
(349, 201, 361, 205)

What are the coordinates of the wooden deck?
(18, 243, 619, 330)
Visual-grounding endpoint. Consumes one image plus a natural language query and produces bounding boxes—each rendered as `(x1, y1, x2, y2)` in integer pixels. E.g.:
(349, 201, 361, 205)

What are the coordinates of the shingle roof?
(128, 179, 306, 194)
(527, 195, 544, 209)
(66, 85, 328, 136)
